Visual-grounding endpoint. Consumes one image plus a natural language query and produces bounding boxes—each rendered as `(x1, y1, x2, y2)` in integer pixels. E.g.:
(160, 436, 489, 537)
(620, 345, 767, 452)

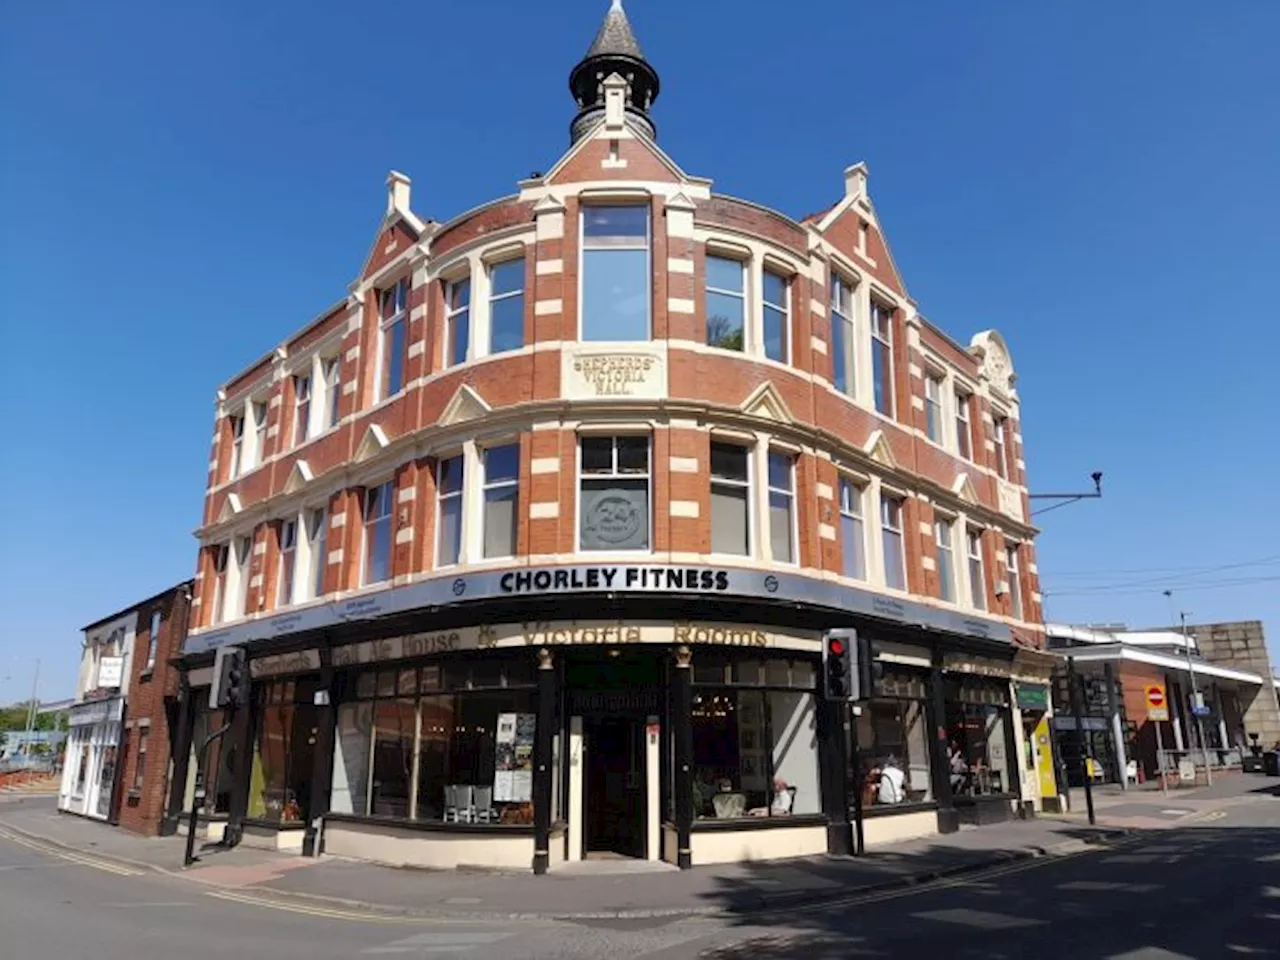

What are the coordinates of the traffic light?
(210, 645, 249, 711)
(823, 629, 875, 701)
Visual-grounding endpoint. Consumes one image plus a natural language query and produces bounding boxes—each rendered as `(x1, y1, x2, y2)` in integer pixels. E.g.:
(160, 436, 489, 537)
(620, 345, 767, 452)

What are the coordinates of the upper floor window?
(488, 259, 525, 355)
(880, 495, 906, 590)
(211, 544, 229, 624)
(830, 275, 855, 396)
(839, 477, 866, 580)
(709, 442, 750, 555)
(293, 374, 311, 447)
(762, 270, 790, 364)
(580, 435, 650, 551)
(278, 518, 297, 605)
(993, 415, 1010, 479)
(706, 256, 745, 351)
(436, 456, 464, 566)
(379, 279, 409, 398)
(924, 373, 944, 444)
(446, 278, 471, 368)
(1005, 543, 1023, 620)
(306, 506, 327, 600)
(935, 518, 955, 603)
(871, 302, 894, 416)
(229, 415, 245, 478)
(766, 451, 796, 563)
(322, 357, 342, 430)
(483, 444, 519, 558)
(363, 481, 395, 585)
(967, 528, 986, 610)
(146, 610, 161, 671)
(955, 390, 972, 461)
(582, 206, 650, 342)
(230, 535, 252, 619)
(251, 401, 268, 467)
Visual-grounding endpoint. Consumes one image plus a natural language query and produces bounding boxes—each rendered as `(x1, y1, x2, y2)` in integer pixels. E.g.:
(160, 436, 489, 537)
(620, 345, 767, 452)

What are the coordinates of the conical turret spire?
(568, 1, 660, 144)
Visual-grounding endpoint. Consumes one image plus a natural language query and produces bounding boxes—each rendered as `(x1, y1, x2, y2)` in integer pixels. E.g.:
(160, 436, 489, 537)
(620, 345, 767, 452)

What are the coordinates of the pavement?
(0, 775, 1276, 959)
(0, 774, 1275, 923)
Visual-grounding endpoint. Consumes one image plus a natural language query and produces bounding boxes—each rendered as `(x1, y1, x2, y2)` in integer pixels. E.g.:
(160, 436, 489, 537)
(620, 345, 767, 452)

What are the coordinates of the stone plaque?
(562, 344, 667, 400)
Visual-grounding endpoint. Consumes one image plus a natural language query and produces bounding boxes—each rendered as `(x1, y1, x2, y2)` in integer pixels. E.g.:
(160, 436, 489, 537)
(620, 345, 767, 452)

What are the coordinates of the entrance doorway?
(585, 716, 646, 859)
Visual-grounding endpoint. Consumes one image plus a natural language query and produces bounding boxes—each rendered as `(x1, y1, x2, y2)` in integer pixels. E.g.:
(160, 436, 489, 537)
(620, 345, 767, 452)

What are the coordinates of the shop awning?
(1055, 643, 1265, 686)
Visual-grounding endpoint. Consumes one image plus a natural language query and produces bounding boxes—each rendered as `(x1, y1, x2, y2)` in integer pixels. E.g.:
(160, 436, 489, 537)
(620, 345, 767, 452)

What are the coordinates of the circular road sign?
(1146, 685, 1166, 709)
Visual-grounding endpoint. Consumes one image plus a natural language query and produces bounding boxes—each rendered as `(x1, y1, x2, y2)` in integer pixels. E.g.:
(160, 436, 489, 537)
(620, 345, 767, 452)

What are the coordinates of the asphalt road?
(2, 788, 1277, 959)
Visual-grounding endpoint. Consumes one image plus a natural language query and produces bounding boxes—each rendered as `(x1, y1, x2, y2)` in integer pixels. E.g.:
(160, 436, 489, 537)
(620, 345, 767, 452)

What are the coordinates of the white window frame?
(579, 205, 652, 342)
(321, 356, 342, 430)
(228, 534, 252, 621)
(709, 440, 752, 556)
(210, 543, 229, 624)
(362, 480, 395, 586)
(870, 300, 895, 417)
(377, 278, 409, 400)
(293, 374, 311, 448)
(955, 389, 973, 461)
(924, 371, 944, 445)
(576, 434, 653, 553)
(761, 267, 791, 365)
(145, 610, 161, 671)
(993, 413, 1010, 479)
(705, 255, 747, 352)
(304, 506, 327, 600)
(250, 400, 268, 469)
(830, 273, 856, 397)
(879, 493, 906, 591)
(278, 517, 298, 606)
(228, 414, 245, 478)
(481, 443, 520, 559)
(445, 276, 471, 368)
(966, 525, 987, 611)
(436, 454, 466, 567)
(765, 449, 798, 564)
(1005, 542, 1023, 620)
(838, 475, 866, 581)
(934, 516, 956, 603)
(486, 258, 525, 356)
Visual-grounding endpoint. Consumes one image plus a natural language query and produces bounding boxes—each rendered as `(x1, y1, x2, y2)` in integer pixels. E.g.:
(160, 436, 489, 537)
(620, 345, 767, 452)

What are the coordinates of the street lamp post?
(1179, 611, 1213, 787)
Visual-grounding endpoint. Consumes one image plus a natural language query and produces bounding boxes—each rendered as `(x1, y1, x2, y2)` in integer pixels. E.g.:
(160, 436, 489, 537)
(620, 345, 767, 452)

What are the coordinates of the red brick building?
(179, 2, 1055, 872)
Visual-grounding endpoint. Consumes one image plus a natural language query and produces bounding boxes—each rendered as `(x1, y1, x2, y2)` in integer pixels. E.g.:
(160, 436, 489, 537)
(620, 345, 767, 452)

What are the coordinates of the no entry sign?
(1145, 684, 1169, 721)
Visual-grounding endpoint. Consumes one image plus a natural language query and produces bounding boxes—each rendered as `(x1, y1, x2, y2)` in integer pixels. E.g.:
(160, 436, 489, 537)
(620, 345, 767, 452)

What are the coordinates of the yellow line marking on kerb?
(0, 826, 144, 876)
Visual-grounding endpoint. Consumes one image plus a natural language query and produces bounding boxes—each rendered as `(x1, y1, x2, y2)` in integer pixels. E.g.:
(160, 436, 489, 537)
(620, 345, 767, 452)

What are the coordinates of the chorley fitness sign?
(184, 562, 1012, 654)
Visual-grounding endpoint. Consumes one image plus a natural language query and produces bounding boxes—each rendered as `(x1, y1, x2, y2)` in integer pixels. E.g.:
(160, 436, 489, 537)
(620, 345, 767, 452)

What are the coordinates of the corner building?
(180, 3, 1056, 872)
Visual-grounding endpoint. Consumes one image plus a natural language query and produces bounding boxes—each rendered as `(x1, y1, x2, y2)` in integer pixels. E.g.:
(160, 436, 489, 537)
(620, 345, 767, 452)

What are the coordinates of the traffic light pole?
(183, 720, 232, 868)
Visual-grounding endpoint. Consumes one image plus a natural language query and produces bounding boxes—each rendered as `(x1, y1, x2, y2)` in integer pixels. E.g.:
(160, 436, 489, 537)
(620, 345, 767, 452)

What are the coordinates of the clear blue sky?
(2, 1, 1277, 703)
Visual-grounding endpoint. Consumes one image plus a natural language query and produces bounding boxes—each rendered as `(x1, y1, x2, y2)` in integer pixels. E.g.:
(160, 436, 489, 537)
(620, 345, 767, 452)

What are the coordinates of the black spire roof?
(568, 0, 660, 144)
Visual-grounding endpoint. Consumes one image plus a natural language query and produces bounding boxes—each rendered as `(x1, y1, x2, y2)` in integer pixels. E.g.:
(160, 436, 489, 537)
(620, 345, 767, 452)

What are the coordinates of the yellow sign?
(1145, 684, 1169, 722)
(1033, 715, 1058, 800)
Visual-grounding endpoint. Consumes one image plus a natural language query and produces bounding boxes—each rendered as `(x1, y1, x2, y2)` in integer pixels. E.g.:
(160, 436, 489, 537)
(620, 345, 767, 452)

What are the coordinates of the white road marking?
(912, 907, 1045, 930)
(363, 931, 514, 955)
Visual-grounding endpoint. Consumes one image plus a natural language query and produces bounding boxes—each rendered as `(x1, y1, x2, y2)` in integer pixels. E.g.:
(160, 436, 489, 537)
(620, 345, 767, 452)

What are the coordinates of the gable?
(283, 460, 314, 495)
(952, 472, 977, 503)
(438, 384, 491, 427)
(820, 204, 908, 298)
(863, 429, 896, 469)
(361, 221, 419, 282)
(353, 425, 390, 464)
(740, 381, 793, 424)
(216, 492, 243, 524)
(544, 114, 688, 187)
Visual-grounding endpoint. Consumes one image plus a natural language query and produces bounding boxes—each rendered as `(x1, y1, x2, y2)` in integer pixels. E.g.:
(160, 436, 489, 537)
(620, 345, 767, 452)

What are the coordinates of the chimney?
(386, 170, 411, 217)
(844, 162, 869, 200)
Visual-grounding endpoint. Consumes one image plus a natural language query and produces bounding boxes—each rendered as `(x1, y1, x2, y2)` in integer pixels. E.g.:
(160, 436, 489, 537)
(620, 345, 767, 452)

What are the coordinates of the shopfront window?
(691, 656, 819, 821)
(331, 658, 537, 825)
(850, 667, 933, 810)
(248, 679, 317, 824)
(945, 679, 1014, 797)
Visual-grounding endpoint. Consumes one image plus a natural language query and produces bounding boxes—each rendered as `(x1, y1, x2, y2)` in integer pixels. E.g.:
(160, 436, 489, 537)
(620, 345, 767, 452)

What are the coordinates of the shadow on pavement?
(694, 818, 1280, 959)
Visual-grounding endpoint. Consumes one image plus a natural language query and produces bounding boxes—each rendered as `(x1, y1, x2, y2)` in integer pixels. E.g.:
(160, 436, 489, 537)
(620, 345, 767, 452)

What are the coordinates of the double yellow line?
(0, 824, 145, 877)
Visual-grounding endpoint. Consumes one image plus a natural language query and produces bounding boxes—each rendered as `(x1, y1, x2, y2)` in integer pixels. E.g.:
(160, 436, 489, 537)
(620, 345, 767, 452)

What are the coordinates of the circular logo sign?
(585, 493, 643, 545)
(1145, 685, 1165, 708)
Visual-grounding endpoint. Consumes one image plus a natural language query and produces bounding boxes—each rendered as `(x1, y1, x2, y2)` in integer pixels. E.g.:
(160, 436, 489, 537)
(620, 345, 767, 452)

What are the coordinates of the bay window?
(436, 456, 464, 566)
(766, 451, 796, 563)
(762, 269, 789, 363)
(579, 435, 650, 551)
(709, 442, 750, 555)
(488, 259, 524, 355)
(582, 206, 650, 341)
(880, 494, 906, 590)
(482, 444, 519, 558)
(705, 256, 746, 351)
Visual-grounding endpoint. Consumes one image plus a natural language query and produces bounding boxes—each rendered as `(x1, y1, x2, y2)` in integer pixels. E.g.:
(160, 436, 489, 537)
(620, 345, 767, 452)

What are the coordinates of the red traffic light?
(828, 638, 845, 656)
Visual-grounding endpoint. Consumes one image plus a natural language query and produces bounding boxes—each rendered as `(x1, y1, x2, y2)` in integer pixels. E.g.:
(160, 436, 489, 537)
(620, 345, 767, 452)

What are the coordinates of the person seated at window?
(876, 756, 906, 805)
(949, 740, 970, 795)
(748, 778, 794, 817)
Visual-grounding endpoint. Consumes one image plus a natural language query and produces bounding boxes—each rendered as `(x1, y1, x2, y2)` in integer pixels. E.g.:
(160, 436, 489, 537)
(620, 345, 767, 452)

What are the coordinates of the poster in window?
(494, 713, 536, 802)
